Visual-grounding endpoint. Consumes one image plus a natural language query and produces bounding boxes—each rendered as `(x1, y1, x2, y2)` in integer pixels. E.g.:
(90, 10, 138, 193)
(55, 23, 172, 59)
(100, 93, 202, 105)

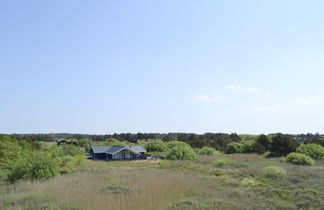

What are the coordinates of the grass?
(0, 154, 323, 210)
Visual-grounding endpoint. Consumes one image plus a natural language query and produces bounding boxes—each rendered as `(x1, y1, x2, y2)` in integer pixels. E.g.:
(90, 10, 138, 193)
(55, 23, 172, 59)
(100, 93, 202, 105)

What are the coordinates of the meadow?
(1, 153, 323, 210)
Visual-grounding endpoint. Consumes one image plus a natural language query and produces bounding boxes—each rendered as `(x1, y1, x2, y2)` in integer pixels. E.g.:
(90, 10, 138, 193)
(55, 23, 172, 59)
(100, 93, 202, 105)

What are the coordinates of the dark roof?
(91, 145, 146, 154)
(91, 145, 112, 153)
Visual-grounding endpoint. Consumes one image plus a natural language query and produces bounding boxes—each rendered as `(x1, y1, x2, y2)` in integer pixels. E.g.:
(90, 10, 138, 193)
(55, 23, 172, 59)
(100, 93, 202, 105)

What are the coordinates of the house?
(57, 140, 77, 146)
(89, 145, 147, 160)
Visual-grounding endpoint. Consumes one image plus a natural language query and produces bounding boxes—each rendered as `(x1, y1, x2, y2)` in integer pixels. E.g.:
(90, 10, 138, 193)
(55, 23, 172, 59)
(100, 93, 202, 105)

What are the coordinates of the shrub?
(197, 147, 221, 155)
(263, 166, 287, 179)
(241, 140, 255, 153)
(269, 134, 300, 156)
(166, 146, 197, 160)
(101, 184, 135, 194)
(214, 159, 229, 167)
(296, 144, 324, 159)
(7, 152, 59, 182)
(62, 145, 85, 156)
(285, 153, 315, 166)
(166, 141, 191, 149)
(145, 140, 167, 152)
(226, 142, 242, 154)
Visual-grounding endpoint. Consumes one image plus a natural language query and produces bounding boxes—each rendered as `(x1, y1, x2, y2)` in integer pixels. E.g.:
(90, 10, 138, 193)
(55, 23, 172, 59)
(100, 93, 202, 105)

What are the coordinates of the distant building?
(89, 145, 147, 161)
(57, 140, 77, 146)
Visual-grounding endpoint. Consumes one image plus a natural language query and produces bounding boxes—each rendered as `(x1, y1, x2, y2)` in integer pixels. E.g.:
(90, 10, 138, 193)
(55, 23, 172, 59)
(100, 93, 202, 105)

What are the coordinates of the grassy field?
(0, 154, 323, 210)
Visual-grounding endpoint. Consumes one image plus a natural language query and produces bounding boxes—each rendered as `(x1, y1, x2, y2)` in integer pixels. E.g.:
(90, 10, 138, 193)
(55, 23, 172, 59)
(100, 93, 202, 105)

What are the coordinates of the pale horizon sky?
(1, 1, 324, 135)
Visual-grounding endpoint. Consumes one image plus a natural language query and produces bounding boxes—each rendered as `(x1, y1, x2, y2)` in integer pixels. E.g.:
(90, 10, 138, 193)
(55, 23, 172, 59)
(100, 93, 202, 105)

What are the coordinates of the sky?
(1, 0, 324, 134)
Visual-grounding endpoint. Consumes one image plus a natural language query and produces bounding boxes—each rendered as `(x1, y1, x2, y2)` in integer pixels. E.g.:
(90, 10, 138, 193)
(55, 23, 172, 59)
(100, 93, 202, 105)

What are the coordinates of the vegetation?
(1, 133, 324, 209)
(285, 152, 315, 166)
(196, 146, 220, 155)
(269, 134, 300, 156)
(166, 146, 197, 160)
(296, 143, 324, 159)
(1, 153, 323, 210)
(145, 140, 167, 152)
(226, 142, 243, 154)
(263, 166, 287, 179)
(0, 135, 85, 183)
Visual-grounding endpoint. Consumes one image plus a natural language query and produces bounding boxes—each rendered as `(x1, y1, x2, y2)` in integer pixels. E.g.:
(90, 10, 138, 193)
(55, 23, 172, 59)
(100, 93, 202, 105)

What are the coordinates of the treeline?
(4, 132, 324, 149)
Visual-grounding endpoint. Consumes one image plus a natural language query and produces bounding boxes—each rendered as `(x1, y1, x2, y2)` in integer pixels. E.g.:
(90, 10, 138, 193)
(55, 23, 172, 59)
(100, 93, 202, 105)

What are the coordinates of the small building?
(89, 145, 147, 161)
(57, 140, 77, 146)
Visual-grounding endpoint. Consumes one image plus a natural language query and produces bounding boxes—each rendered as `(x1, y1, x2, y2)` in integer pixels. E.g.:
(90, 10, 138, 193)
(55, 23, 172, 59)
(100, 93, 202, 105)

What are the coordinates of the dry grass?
(1, 161, 209, 210)
(1, 155, 324, 210)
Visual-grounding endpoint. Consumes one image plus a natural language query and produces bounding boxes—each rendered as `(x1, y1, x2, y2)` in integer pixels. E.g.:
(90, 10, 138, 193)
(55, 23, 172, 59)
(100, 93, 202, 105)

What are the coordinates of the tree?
(253, 134, 271, 154)
(145, 140, 167, 152)
(269, 134, 300, 156)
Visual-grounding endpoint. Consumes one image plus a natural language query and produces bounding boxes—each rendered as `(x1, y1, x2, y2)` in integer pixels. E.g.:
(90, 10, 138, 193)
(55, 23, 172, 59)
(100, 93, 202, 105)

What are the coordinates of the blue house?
(89, 145, 147, 160)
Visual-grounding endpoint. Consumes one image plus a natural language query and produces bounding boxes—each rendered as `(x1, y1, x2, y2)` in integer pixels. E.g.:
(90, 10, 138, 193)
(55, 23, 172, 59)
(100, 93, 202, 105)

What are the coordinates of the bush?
(62, 145, 85, 156)
(101, 184, 135, 194)
(145, 140, 167, 152)
(166, 141, 191, 149)
(166, 146, 197, 160)
(7, 152, 59, 182)
(197, 147, 221, 155)
(226, 142, 243, 154)
(269, 134, 300, 156)
(296, 144, 324, 159)
(285, 153, 315, 166)
(263, 166, 287, 179)
(214, 159, 229, 167)
(241, 140, 255, 153)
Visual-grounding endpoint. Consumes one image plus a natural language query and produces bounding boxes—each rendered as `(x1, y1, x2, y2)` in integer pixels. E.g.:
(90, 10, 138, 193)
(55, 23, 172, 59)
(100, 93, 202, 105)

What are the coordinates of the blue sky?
(1, 0, 324, 134)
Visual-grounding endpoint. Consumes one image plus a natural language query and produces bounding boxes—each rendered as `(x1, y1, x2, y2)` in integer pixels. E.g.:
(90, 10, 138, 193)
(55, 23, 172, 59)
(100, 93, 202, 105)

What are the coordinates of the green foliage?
(7, 152, 59, 182)
(269, 134, 300, 156)
(167, 198, 239, 210)
(285, 152, 315, 166)
(241, 140, 255, 153)
(166, 141, 191, 149)
(296, 144, 324, 159)
(263, 166, 287, 179)
(145, 140, 167, 152)
(254, 134, 271, 154)
(101, 184, 136, 194)
(102, 138, 130, 146)
(226, 142, 243, 154)
(61, 145, 85, 156)
(77, 138, 91, 151)
(213, 159, 229, 167)
(0, 135, 84, 182)
(196, 147, 221, 155)
(166, 144, 197, 160)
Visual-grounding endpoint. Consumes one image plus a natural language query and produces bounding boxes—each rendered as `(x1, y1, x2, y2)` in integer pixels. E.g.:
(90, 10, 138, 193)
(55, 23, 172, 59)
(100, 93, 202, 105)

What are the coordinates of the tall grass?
(1, 156, 323, 210)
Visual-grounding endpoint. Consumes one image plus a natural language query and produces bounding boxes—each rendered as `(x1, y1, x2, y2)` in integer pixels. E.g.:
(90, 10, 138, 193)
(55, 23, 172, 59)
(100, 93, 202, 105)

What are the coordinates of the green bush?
(285, 153, 315, 166)
(241, 140, 255, 153)
(62, 145, 85, 156)
(213, 159, 229, 167)
(145, 140, 167, 152)
(226, 142, 243, 154)
(166, 141, 191, 149)
(166, 146, 197, 160)
(296, 144, 324, 159)
(263, 166, 287, 179)
(7, 152, 59, 182)
(197, 147, 221, 155)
